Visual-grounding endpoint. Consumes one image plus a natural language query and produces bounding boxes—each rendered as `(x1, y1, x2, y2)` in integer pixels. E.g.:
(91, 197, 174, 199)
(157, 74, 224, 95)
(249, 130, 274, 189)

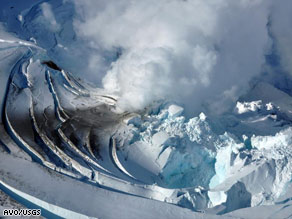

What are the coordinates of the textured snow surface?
(0, 1, 292, 219)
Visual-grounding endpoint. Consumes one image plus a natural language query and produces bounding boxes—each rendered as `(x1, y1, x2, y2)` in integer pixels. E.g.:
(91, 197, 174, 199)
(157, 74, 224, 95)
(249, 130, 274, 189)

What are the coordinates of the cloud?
(71, 0, 291, 115)
(269, 1, 292, 75)
(40, 2, 60, 32)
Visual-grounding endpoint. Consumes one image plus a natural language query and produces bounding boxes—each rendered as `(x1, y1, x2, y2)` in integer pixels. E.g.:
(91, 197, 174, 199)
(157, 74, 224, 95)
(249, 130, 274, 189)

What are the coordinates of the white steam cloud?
(270, 1, 292, 74)
(71, 0, 291, 115)
(40, 2, 60, 32)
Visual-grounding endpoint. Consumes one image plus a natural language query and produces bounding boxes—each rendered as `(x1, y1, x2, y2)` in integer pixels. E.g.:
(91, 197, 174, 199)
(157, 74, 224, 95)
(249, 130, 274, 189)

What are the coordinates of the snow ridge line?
(45, 70, 69, 122)
(0, 179, 96, 219)
(29, 99, 91, 179)
(60, 70, 89, 97)
(109, 137, 138, 181)
(57, 128, 111, 174)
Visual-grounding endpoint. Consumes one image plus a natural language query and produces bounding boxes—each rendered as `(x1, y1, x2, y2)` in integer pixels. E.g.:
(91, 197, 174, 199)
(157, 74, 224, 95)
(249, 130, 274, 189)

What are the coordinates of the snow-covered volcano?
(1, 0, 292, 218)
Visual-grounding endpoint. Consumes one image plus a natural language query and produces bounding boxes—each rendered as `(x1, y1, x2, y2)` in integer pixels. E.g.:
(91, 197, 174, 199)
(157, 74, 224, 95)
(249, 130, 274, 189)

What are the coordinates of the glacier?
(0, 0, 292, 219)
